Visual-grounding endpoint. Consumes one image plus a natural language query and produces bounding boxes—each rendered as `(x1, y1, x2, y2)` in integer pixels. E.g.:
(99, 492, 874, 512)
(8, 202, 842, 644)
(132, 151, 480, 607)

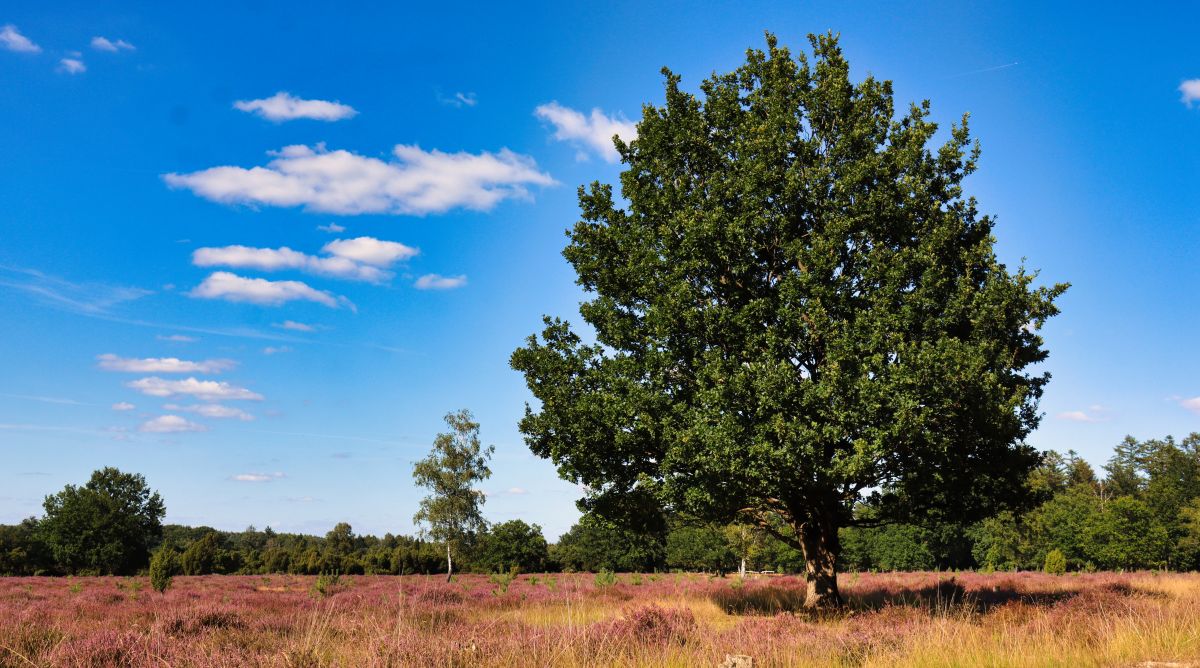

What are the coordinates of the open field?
(2, 572, 1200, 667)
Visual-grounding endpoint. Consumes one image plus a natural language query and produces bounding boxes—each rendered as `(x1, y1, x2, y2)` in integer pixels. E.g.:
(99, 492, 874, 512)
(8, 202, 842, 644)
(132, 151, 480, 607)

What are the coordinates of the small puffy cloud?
(127, 376, 263, 401)
(111, 402, 136, 411)
(415, 274, 467, 290)
(164, 403, 254, 421)
(139, 415, 208, 433)
(157, 334, 197, 342)
(534, 102, 637, 163)
(263, 346, 292, 355)
(0, 25, 40, 53)
(97, 353, 235, 374)
(1181, 397, 1200, 413)
(233, 92, 357, 122)
(1181, 80, 1200, 108)
(193, 237, 416, 283)
(322, 237, 418, 266)
(274, 320, 314, 332)
(1056, 408, 1109, 423)
(317, 223, 345, 233)
(58, 58, 86, 75)
(190, 272, 350, 309)
(231, 471, 285, 482)
(163, 143, 555, 216)
(506, 487, 528, 495)
(91, 36, 134, 52)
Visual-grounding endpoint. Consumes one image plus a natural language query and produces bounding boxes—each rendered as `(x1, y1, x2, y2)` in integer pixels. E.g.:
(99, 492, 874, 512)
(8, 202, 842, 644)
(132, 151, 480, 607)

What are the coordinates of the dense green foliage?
(510, 32, 1065, 606)
(37, 467, 165, 575)
(149, 547, 177, 593)
(4, 434, 1200, 576)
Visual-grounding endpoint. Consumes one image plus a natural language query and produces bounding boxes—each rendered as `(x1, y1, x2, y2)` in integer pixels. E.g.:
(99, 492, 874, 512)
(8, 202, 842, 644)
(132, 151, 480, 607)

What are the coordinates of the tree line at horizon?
(2, 432, 1199, 578)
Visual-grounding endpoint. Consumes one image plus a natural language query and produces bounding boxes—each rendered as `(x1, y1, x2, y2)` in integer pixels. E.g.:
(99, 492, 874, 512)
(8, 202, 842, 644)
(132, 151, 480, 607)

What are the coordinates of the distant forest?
(3, 434, 1199, 577)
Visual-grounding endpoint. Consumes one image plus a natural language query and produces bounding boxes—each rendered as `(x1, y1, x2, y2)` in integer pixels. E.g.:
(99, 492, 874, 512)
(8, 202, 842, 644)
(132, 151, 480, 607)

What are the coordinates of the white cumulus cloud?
(0, 25, 40, 53)
(193, 237, 416, 283)
(534, 101, 637, 163)
(97, 353, 235, 374)
(415, 274, 467, 290)
(1181, 80, 1200, 108)
(190, 272, 350, 309)
(127, 377, 263, 401)
(164, 403, 254, 421)
(58, 58, 86, 75)
(139, 415, 208, 433)
(91, 36, 134, 52)
(163, 143, 555, 215)
(322, 237, 418, 266)
(233, 92, 357, 122)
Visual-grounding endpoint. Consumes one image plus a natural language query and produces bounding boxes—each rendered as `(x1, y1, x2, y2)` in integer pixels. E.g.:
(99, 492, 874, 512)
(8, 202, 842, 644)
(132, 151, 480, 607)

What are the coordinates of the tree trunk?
(739, 557, 746, 578)
(446, 542, 453, 582)
(798, 515, 842, 609)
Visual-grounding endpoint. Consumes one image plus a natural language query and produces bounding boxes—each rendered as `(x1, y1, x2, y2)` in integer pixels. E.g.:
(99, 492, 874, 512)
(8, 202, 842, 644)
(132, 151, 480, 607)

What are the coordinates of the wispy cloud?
(127, 376, 263, 401)
(415, 274, 467, 290)
(193, 237, 417, 283)
(232, 471, 285, 482)
(233, 92, 357, 122)
(58, 58, 86, 75)
(1056, 406, 1110, 423)
(164, 403, 254, 421)
(90, 36, 134, 52)
(157, 334, 197, 343)
(274, 320, 315, 332)
(139, 415, 208, 433)
(0, 393, 91, 406)
(190, 272, 351, 309)
(534, 102, 637, 163)
(946, 61, 1020, 79)
(112, 402, 136, 411)
(263, 346, 292, 355)
(1181, 80, 1200, 108)
(163, 143, 555, 215)
(0, 265, 151, 315)
(317, 223, 345, 233)
(0, 25, 40, 53)
(1181, 397, 1200, 413)
(438, 91, 477, 108)
(97, 353, 235, 374)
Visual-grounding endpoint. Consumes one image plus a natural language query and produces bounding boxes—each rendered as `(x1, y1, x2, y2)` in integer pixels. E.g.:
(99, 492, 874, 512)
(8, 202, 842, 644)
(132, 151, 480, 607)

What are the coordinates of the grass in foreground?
(2, 571, 1199, 667)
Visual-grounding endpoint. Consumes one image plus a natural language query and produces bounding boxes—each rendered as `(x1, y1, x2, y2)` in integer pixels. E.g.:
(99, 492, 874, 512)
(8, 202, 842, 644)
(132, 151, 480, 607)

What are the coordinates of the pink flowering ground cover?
(2, 571, 1198, 667)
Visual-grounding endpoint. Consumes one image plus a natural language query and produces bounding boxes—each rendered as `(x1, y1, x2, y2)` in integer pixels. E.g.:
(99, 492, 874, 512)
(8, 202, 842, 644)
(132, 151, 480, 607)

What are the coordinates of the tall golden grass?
(1, 571, 1198, 667)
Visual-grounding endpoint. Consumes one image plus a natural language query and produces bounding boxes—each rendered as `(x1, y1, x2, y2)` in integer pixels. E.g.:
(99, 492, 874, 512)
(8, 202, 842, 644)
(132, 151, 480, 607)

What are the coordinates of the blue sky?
(2, 2, 1198, 539)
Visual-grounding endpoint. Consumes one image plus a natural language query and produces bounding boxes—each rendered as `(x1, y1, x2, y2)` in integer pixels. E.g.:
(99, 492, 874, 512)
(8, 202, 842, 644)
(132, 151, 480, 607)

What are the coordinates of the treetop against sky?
(1, 2, 1198, 539)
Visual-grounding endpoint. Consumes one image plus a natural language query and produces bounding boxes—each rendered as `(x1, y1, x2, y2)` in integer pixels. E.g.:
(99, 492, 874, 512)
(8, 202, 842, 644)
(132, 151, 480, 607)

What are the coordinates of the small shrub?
(628, 573, 643, 586)
(150, 548, 178, 594)
(595, 569, 617, 588)
(1044, 549, 1067, 575)
(489, 566, 519, 595)
(311, 571, 341, 599)
(605, 605, 696, 645)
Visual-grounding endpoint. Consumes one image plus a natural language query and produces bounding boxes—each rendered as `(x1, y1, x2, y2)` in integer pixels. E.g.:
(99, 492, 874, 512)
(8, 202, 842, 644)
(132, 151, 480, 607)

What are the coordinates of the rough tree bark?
(797, 514, 842, 609)
(446, 543, 453, 582)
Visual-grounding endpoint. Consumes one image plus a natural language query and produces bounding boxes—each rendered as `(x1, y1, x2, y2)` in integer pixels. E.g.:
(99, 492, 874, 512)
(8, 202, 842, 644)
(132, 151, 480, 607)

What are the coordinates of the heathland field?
(2, 572, 1199, 667)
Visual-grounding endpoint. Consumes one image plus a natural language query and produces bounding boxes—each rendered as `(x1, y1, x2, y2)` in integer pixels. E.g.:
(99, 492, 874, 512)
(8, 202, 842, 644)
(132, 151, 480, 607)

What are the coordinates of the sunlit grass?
(2, 572, 1200, 667)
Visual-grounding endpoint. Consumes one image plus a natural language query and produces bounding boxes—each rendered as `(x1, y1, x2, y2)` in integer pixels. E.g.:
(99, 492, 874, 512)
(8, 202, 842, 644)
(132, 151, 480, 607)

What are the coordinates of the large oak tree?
(511, 33, 1065, 607)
